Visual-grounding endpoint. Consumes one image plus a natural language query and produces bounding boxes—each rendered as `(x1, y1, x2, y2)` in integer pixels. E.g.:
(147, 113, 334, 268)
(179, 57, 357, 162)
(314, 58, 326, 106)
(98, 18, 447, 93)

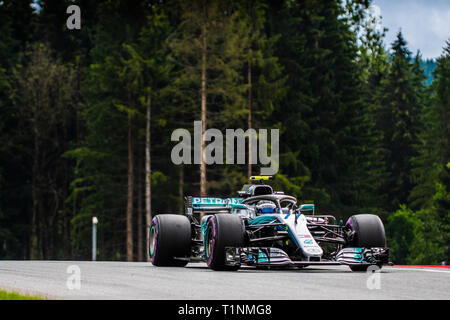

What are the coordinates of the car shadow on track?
(183, 264, 352, 274)
(147, 264, 391, 274)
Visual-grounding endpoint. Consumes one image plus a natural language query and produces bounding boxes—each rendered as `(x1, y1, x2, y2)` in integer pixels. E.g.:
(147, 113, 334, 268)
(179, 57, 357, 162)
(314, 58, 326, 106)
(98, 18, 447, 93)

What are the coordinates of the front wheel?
(345, 214, 386, 272)
(205, 214, 245, 271)
(346, 214, 386, 248)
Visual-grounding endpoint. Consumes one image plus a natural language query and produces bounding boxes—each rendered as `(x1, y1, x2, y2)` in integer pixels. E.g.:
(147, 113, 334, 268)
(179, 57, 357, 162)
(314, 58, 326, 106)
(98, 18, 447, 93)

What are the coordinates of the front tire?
(345, 214, 386, 272)
(346, 214, 386, 248)
(205, 214, 245, 271)
(149, 214, 191, 267)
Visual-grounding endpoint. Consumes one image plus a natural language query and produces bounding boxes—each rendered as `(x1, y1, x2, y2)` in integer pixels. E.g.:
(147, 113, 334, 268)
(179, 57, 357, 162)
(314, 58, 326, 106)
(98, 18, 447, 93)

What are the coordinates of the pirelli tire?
(346, 214, 386, 272)
(149, 214, 191, 267)
(204, 214, 245, 271)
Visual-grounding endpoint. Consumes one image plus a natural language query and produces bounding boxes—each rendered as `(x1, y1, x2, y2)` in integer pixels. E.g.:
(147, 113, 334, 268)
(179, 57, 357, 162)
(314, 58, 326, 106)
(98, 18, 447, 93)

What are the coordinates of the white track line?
(390, 267, 450, 274)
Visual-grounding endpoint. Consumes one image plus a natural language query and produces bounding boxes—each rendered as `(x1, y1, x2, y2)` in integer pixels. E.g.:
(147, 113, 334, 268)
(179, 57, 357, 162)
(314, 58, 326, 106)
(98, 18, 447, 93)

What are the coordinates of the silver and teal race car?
(149, 176, 389, 271)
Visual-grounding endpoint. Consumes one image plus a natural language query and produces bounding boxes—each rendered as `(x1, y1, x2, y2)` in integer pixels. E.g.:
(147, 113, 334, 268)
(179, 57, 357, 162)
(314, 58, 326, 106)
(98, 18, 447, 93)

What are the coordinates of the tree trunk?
(31, 123, 39, 260)
(200, 9, 207, 196)
(71, 163, 78, 259)
(126, 115, 134, 262)
(247, 57, 252, 178)
(137, 155, 143, 262)
(31, 177, 37, 259)
(145, 94, 152, 261)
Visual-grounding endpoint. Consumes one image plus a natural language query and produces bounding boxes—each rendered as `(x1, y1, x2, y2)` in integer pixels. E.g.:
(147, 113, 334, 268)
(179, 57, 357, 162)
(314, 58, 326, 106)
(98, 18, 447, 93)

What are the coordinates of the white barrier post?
(92, 217, 98, 261)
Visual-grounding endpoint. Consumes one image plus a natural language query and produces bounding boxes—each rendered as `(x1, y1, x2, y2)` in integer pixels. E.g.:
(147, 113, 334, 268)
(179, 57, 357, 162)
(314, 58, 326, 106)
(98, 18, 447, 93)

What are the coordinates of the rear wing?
(184, 196, 243, 215)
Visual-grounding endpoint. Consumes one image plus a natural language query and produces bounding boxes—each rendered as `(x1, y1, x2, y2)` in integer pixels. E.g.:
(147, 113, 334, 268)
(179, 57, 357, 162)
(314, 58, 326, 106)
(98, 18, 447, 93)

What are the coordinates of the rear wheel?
(346, 214, 386, 272)
(149, 214, 191, 267)
(205, 214, 245, 271)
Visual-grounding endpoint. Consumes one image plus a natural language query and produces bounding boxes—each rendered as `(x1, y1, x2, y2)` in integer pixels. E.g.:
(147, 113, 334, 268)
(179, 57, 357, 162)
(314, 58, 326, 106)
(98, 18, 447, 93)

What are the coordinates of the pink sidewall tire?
(149, 214, 191, 267)
(205, 214, 245, 271)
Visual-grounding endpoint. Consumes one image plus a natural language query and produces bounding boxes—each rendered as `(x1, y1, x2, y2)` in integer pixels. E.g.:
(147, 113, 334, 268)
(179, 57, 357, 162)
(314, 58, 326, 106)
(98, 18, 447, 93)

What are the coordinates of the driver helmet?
(256, 201, 278, 214)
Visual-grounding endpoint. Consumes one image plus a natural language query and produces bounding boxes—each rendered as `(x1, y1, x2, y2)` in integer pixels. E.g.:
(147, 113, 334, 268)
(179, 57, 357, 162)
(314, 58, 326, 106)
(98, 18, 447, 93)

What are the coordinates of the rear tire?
(205, 214, 245, 271)
(149, 214, 191, 267)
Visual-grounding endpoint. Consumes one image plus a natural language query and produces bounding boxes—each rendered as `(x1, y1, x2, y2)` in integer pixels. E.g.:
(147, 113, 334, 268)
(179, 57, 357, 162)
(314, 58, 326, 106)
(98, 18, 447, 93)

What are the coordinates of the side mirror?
(238, 191, 251, 198)
(299, 204, 315, 215)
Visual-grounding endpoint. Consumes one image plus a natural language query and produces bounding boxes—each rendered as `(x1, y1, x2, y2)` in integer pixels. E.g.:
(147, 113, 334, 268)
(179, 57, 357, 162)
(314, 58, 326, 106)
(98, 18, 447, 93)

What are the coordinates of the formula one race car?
(149, 176, 389, 271)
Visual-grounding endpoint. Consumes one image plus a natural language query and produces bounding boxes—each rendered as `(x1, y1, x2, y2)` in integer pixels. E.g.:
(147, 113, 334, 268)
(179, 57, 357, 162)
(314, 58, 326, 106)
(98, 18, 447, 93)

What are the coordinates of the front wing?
(224, 246, 389, 268)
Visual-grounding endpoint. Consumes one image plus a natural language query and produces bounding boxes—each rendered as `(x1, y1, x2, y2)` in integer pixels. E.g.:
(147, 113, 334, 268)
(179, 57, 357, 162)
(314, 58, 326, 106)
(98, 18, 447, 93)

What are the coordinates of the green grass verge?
(0, 289, 46, 300)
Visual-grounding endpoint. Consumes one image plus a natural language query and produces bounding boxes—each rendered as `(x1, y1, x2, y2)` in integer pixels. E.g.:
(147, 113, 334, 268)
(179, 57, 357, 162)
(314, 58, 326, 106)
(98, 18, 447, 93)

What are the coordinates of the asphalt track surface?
(0, 261, 449, 300)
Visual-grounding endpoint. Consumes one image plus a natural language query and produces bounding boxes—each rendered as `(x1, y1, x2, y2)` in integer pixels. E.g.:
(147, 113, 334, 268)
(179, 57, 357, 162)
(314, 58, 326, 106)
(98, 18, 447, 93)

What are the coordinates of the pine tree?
(433, 163, 450, 263)
(357, 5, 390, 212)
(0, 1, 17, 258)
(427, 41, 450, 263)
(409, 51, 439, 209)
(234, 0, 286, 178)
(267, 1, 316, 201)
(10, 43, 78, 259)
(2, 0, 35, 54)
(432, 40, 450, 169)
(67, 1, 150, 260)
(166, 0, 248, 196)
(132, 7, 172, 260)
(378, 32, 422, 211)
(271, 0, 375, 212)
